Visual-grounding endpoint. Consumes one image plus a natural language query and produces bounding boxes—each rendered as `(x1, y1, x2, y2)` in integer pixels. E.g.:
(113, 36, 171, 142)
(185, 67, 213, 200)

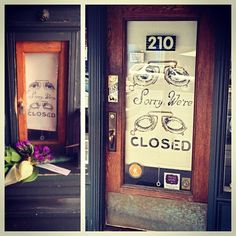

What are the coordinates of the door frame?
(207, 6, 231, 230)
(15, 41, 68, 145)
(5, 5, 80, 149)
(86, 5, 231, 231)
(86, 6, 107, 231)
(106, 5, 216, 204)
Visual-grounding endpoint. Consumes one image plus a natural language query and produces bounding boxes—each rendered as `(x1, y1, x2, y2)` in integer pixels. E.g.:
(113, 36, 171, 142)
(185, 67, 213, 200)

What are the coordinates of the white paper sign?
(25, 53, 58, 131)
(125, 21, 197, 171)
(37, 163, 71, 176)
(130, 52, 145, 63)
(108, 75, 118, 103)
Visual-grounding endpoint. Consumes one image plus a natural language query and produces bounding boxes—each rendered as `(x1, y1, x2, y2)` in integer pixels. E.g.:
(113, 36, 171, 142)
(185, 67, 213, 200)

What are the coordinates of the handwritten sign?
(125, 21, 197, 171)
(25, 53, 58, 131)
(125, 63, 195, 170)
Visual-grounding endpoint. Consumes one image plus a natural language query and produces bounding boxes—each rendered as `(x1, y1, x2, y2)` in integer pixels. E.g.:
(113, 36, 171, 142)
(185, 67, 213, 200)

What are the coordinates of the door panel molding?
(106, 5, 217, 203)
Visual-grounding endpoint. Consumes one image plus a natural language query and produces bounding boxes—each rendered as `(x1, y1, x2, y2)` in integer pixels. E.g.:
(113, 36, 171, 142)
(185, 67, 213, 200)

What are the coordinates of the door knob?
(18, 100, 24, 114)
(109, 129, 116, 149)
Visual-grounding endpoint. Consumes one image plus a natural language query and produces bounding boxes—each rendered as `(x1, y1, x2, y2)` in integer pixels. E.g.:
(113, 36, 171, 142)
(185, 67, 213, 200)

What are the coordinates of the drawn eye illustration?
(145, 65, 160, 73)
(135, 74, 149, 81)
(131, 115, 158, 135)
(29, 81, 41, 89)
(164, 67, 190, 87)
(130, 64, 145, 72)
(42, 102, 53, 110)
(29, 102, 41, 109)
(44, 82, 55, 90)
(161, 116, 187, 135)
(128, 63, 160, 91)
(133, 74, 158, 86)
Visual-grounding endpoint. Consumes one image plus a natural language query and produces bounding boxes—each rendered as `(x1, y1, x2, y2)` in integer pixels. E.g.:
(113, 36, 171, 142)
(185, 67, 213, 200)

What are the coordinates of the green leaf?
(50, 155, 74, 163)
(5, 146, 11, 157)
(5, 146, 21, 163)
(5, 156, 12, 164)
(5, 162, 13, 168)
(10, 150, 21, 162)
(5, 163, 14, 175)
(22, 168, 39, 183)
(5, 166, 9, 174)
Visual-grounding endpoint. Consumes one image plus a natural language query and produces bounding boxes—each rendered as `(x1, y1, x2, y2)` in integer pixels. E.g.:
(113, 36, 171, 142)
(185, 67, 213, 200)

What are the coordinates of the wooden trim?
(106, 5, 216, 203)
(191, 11, 215, 203)
(121, 185, 193, 202)
(15, 41, 68, 145)
(17, 41, 62, 52)
(16, 42, 27, 140)
(57, 42, 68, 144)
(106, 7, 123, 193)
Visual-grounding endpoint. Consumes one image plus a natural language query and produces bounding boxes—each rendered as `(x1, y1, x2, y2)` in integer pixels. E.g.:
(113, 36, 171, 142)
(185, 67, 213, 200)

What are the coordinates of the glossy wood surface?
(16, 41, 68, 145)
(106, 5, 216, 203)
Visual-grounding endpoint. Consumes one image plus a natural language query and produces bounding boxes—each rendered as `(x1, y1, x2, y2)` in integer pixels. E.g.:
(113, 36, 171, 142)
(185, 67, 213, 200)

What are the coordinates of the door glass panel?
(125, 21, 197, 191)
(223, 80, 231, 192)
(25, 53, 59, 141)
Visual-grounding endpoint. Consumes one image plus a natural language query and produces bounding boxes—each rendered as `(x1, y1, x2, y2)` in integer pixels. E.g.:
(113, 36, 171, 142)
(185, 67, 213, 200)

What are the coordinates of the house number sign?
(146, 35, 176, 51)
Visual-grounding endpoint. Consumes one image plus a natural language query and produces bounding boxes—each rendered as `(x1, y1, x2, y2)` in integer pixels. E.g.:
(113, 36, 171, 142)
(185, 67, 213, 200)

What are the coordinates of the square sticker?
(164, 172, 180, 190)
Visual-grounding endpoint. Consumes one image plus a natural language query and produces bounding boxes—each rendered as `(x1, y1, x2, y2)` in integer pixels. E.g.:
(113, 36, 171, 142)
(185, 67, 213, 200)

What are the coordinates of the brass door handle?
(109, 129, 116, 147)
(108, 112, 117, 151)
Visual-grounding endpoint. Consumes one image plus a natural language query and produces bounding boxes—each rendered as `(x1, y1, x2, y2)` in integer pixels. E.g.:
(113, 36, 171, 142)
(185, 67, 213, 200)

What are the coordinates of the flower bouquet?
(5, 140, 71, 186)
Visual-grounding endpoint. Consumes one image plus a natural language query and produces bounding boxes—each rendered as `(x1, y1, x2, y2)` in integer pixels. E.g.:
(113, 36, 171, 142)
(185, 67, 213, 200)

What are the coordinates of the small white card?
(130, 52, 144, 63)
(37, 163, 71, 176)
(164, 172, 180, 190)
(108, 75, 118, 103)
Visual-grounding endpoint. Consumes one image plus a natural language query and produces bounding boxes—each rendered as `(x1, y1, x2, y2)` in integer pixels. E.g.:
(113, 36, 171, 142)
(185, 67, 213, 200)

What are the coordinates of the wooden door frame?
(16, 41, 68, 145)
(106, 5, 218, 204)
(86, 5, 231, 231)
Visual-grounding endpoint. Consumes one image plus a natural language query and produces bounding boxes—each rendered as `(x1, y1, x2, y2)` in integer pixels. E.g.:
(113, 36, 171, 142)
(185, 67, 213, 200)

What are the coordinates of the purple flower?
(33, 145, 53, 163)
(16, 140, 34, 157)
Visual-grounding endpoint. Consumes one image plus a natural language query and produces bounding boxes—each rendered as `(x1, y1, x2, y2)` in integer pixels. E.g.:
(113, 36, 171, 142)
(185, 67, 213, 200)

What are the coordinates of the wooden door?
(105, 5, 217, 230)
(16, 41, 68, 145)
